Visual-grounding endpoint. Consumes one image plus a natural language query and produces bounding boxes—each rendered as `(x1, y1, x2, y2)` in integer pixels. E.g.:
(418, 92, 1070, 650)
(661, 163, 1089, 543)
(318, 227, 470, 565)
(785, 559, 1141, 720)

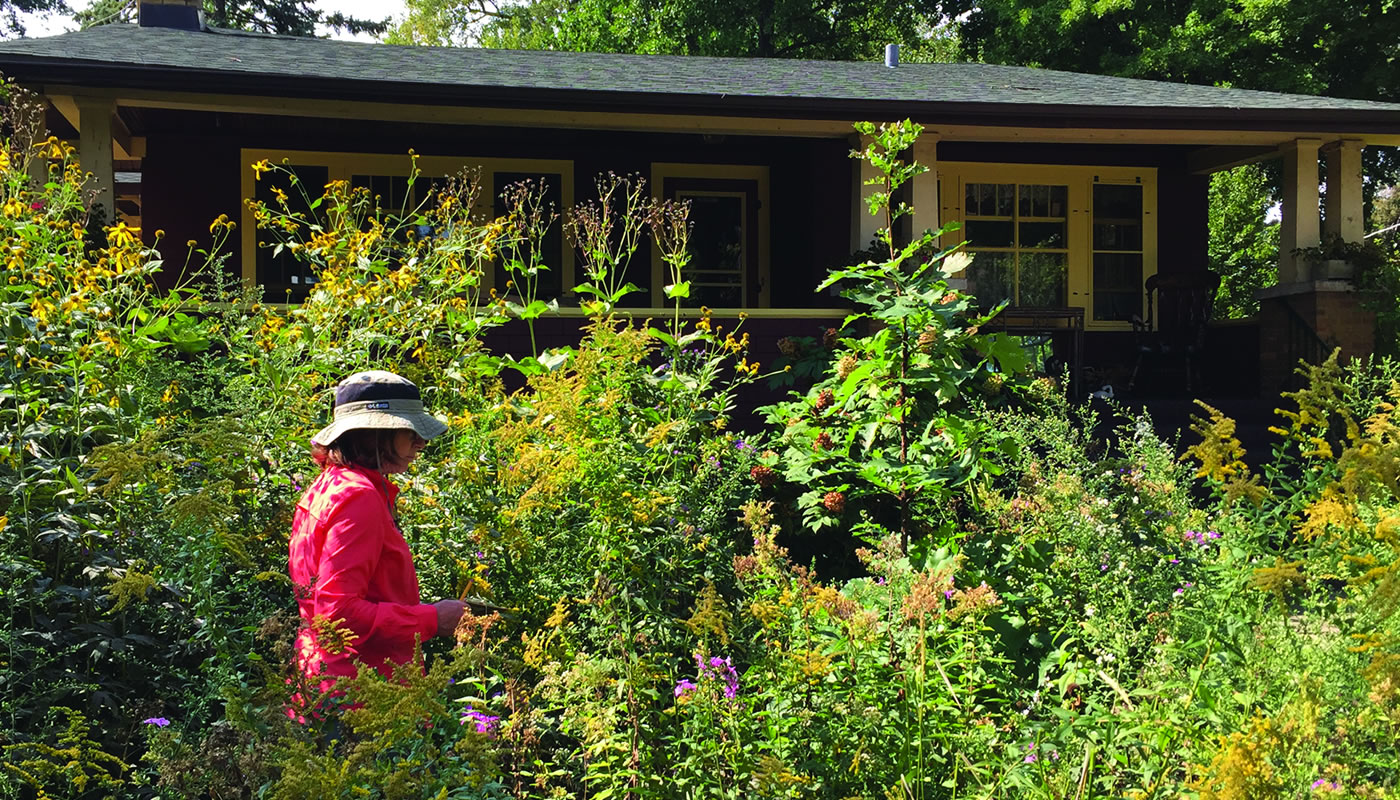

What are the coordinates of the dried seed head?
(916, 327, 939, 353)
(822, 490, 845, 514)
(814, 389, 834, 411)
(836, 354, 858, 380)
(750, 464, 777, 488)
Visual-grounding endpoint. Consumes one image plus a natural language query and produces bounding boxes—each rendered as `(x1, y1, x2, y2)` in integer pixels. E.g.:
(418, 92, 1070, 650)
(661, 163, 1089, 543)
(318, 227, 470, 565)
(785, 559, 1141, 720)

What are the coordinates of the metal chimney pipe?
(885, 44, 900, 68)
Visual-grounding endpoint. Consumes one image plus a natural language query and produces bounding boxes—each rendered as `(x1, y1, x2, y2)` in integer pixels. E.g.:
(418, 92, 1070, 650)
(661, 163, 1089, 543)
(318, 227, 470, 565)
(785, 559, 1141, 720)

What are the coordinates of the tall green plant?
(760, 120, 1030, 551)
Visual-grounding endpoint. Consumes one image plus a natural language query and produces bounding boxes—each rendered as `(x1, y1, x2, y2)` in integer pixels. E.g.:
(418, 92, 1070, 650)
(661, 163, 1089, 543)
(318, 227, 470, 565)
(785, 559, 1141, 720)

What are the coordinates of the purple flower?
(1312, 779, 1341, 792)
(1169, 558, 1180, 565)
(1185, 530, 1221, 547)
(734, 439, 749, 451)
(460, 706, 500, 736)
(1024, 743, 1037, 764)
(944, 589, 955, 599)
(674, 679, 698, 698)
(142, 717, 170, 727)
(692, 653, 740, 699)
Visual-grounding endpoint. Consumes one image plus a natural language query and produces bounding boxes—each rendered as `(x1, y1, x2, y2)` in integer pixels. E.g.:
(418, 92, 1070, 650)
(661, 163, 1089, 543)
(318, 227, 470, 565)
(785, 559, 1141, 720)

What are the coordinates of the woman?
(288, 370, 465, 692)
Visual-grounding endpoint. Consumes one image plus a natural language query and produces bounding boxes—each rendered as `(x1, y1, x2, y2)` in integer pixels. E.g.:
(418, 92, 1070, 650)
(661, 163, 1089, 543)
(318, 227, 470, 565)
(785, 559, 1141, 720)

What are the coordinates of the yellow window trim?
(937, 162, 1158, 331)
(649, 162, 771, 309)
(238, 148, 575, 292)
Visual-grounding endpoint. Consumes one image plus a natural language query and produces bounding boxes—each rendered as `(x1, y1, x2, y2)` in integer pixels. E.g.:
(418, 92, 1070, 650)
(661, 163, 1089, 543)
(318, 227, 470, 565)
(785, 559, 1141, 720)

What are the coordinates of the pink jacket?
(288, 464, 438, 688)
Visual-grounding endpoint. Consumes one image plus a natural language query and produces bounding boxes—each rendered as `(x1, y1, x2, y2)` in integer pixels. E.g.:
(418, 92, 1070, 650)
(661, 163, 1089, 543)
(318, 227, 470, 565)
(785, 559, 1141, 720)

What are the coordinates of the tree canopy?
(0, 0, 68, 37)
(948, 0, 1399, 103)
(72, 0, 387, 37)
(387, 0, 958, 61)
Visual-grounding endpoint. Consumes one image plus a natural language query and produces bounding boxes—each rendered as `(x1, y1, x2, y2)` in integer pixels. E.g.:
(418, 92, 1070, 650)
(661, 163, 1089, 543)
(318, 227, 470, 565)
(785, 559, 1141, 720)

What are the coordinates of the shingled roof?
(5, 23, 1400, 129)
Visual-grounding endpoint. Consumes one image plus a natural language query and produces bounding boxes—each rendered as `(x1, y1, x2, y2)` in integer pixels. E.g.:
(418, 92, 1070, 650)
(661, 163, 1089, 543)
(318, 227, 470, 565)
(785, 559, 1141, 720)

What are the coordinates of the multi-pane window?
(1092, 182, 1145, 322)
(652, 164, 769, 309)
(963, 182, 1070, 309)
(241, 151, 574, 303)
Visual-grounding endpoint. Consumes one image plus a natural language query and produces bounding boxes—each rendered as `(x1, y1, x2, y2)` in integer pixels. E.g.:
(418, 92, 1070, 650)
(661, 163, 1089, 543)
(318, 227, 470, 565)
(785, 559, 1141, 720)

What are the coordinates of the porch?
(5, 22, 1395, 417)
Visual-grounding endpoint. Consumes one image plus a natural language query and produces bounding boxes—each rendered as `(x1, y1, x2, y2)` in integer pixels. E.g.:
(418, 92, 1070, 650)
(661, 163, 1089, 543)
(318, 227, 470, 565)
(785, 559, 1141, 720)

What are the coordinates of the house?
(4, 0, 1399, 399)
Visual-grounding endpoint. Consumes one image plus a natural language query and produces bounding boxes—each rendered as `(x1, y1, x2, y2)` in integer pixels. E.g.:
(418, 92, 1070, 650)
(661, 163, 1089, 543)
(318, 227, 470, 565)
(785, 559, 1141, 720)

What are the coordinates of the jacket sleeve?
(311, 485, 439, 653)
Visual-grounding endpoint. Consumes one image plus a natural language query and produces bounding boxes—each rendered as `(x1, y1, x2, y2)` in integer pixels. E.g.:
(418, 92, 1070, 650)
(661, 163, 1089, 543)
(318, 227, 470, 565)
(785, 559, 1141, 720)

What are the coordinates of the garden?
(1, 83, 1397, 799)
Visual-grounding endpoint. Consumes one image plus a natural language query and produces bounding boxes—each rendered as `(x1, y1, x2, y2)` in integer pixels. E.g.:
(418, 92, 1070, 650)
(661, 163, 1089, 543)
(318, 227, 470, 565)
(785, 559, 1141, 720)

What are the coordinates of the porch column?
(74, 95, 116, 225)
(910, 136, 940, 245)
(1278, 138, 1321, 284)
(1322, 139, 1365, 242)
(851, 132, 883, 253)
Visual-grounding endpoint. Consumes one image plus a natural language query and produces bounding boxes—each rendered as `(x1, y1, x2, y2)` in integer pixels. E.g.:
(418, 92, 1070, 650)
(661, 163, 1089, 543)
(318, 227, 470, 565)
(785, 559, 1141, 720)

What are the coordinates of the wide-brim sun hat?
(311, 370, 449, 447)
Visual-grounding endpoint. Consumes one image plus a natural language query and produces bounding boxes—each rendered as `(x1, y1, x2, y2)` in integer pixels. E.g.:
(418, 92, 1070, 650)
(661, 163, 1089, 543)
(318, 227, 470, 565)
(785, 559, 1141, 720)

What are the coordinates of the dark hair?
(310, 428, 410, 473)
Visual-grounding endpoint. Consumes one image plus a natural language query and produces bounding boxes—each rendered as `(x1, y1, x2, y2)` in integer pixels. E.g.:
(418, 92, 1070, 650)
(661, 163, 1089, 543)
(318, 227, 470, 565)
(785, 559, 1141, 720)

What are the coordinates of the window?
(240, 150, 573, 302)
(962, 182, 1069, 309)
(1092, 182, 1145, 322)
(940, 164, 1156, 331)
(651, 164, 770, 310)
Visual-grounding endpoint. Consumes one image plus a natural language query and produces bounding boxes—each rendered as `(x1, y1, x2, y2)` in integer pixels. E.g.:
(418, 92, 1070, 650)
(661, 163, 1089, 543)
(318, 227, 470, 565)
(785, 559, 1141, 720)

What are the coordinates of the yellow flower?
(0, 150, 9, 170)
(2, 197, 23, 217)
(106, 221, 140, 248)
(251, 159, 273, 180)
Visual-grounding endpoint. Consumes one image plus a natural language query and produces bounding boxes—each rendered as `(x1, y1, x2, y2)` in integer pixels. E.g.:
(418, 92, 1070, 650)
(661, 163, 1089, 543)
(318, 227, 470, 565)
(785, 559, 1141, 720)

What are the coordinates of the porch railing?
(1280, 299, 1332, 390)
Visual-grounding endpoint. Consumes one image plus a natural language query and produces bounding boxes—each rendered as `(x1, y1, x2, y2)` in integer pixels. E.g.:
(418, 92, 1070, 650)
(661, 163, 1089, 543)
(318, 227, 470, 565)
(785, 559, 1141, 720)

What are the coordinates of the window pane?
(1094, 221, 1143, 251)
(967, 252, 1014, 310)
(1019, 184, 1067, 218)
(1093, 252, 1143, 321)
(1019, 221, 1066, 249)
(256, 164, 328, 303)
(352, 174, 412, 212)
(968, 183, 1014, 217)
(997, 184, 1015, 217)
(965, 220, 1014, 248)
(1093, 184, 1143, 250)
(1019, 252, 1068, 307)
(684, 194, 745, 307)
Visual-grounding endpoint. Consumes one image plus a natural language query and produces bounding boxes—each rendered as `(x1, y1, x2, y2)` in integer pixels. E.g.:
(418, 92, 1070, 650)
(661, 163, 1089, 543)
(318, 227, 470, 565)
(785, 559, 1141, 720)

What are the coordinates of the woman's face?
(383, 429, 428, 473)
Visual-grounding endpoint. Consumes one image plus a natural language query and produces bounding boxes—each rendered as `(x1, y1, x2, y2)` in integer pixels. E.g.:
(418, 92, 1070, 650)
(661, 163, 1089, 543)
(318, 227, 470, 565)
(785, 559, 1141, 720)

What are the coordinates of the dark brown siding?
(142, 130, 242, 289)
(134, 110, 853, 302)
(134, 113, 1212, 350)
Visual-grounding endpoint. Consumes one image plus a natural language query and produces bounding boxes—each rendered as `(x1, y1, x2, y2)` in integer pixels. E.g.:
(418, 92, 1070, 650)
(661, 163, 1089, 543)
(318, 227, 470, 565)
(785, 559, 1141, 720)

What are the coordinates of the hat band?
(332, 398, 428, 419)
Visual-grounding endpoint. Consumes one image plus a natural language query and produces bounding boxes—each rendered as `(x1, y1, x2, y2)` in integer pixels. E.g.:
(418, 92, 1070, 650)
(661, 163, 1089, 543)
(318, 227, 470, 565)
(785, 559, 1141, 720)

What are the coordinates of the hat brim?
(311, 409, 449, 447)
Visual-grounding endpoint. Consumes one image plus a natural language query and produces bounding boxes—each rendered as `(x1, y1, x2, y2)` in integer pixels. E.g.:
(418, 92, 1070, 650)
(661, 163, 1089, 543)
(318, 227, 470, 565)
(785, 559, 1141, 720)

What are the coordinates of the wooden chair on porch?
(1127, 271, 1220, 394)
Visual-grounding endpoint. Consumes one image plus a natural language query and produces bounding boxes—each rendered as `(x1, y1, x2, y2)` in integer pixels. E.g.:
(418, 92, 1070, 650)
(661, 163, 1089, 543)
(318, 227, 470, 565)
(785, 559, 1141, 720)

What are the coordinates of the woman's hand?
(433, 599, 467, 639)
